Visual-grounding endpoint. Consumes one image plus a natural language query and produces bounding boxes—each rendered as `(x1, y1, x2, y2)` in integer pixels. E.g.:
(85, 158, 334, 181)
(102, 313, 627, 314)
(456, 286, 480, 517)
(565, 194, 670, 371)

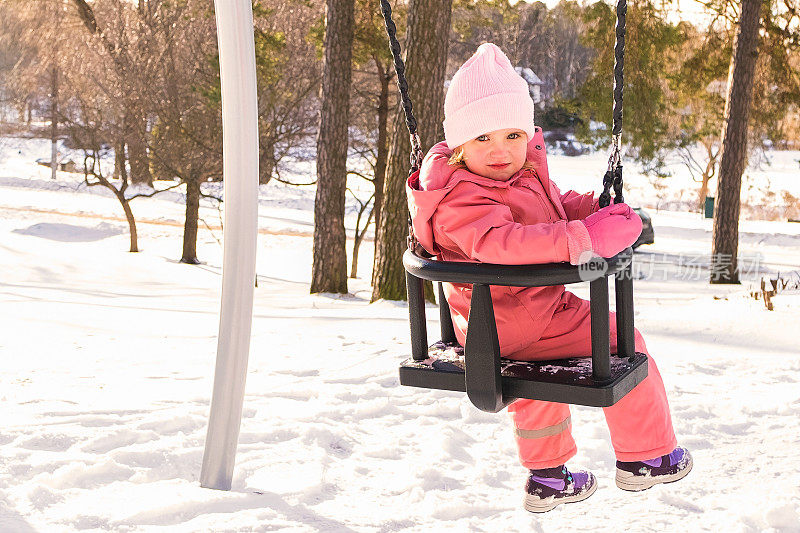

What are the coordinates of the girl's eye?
(508, 132, 521, 139)
(476, 135, 489, 142)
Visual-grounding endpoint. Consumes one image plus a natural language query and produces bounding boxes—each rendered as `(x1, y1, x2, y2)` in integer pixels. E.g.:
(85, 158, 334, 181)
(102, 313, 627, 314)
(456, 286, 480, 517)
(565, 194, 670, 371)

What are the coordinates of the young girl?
(407, 43, 691, 513)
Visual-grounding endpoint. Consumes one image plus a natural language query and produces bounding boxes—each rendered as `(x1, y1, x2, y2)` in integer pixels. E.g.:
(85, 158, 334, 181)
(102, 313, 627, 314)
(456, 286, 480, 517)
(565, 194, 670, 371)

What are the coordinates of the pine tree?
(311, 0, 355, 294)
(710, 0, 762, 284)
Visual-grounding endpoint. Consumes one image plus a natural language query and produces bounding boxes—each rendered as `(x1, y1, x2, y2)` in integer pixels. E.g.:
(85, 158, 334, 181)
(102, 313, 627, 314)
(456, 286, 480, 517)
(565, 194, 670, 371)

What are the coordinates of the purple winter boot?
(615, 446, 693, 491)
(524, 465, 597, 513)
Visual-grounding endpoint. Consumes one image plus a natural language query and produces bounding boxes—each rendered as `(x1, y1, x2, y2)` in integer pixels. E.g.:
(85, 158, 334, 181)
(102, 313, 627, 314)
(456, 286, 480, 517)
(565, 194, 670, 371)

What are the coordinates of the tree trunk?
(711, 0, 760, 285)
(115, 137, 127, 181)
(181, 178, 200, 264)
(372, 58, 391, 236)
(697, 174, 711, 212)
(50, 65, 58, 181)
(91, 171, 140, 254)
(350, 236, 361, 279)
(372, 111, 411, 300)
(351, 205, 374, 279)
(127, 110, 153, 186)
(697, 153, 717, 212)
(18, 97, 27, 123)
(311, 0, 354, 294)
(371, 0, 452, 302)
(259, 134, 276, 184)
(116, 191, 139, 252)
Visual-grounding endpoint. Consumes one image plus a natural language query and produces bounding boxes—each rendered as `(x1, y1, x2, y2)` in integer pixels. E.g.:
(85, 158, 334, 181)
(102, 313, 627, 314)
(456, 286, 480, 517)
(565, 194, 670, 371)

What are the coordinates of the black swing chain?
(379, 0, 427, 254)
(379, 0, 423, 172)
(598, 0, 627, 209)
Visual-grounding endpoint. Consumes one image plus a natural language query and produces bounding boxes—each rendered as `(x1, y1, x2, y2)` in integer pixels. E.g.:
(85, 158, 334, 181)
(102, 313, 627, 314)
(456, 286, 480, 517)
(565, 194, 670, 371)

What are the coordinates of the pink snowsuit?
(406, 128, 677, 469)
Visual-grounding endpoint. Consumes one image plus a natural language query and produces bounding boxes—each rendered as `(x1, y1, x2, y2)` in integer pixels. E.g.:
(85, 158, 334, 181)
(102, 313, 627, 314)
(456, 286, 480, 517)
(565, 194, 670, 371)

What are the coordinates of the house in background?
(515, 66, 544, 106)
(706, 79, 727, 97)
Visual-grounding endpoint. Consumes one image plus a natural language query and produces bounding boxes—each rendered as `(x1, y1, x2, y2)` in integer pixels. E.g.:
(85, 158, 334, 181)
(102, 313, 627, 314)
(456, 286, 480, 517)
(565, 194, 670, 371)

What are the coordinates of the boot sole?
(615, 454, 693, 492)
(523, 478, 598, 513)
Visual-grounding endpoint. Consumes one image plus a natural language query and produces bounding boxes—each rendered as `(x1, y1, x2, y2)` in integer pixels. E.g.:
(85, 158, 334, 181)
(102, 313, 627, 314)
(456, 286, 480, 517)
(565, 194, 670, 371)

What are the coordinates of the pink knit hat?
(443, 43, 535, 150)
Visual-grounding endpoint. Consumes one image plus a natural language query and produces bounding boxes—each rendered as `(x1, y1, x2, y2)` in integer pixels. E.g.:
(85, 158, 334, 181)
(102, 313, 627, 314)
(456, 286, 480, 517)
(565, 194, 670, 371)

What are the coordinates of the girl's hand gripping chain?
(581, 203, 642, 259)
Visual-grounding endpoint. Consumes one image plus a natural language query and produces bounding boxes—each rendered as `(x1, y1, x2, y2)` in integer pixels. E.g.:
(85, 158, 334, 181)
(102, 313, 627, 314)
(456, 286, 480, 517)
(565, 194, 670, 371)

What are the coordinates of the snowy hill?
(1, 136, 799, 532)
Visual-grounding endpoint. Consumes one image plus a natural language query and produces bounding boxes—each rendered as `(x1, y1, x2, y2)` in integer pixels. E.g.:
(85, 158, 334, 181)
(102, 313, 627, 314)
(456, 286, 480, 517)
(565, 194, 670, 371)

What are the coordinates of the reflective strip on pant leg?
(514, 416, 572, 440)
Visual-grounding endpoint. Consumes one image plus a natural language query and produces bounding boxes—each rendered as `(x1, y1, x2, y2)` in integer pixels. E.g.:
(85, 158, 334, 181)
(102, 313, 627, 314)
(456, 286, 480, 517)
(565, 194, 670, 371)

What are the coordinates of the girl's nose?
(489, 141, 509, 155)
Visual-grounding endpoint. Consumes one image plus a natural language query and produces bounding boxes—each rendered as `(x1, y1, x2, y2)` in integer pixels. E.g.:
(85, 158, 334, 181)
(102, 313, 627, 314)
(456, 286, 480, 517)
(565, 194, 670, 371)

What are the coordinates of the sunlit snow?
(1, 136, 799, 532)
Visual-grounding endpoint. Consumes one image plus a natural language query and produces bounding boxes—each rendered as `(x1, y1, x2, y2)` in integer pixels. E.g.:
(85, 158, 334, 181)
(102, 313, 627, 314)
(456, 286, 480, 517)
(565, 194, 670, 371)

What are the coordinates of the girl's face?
(460, 128, 528, 181)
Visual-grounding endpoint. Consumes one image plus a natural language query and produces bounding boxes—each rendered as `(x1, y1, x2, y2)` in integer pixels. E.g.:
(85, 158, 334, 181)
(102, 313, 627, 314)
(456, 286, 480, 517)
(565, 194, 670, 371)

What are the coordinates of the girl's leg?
(507, 292, 676, 465)
(508, 399, 576, 469)
(602, 331, 677, 461)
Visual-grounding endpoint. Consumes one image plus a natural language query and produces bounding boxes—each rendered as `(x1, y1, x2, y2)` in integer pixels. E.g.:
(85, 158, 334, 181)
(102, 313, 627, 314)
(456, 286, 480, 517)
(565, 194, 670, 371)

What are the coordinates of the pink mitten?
(581, 203, 642, 258)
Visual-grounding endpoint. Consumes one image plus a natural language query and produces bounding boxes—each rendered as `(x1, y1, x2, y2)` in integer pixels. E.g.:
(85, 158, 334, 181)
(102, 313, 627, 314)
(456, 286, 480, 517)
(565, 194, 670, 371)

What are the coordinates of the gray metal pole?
(200, 0, 259, 491)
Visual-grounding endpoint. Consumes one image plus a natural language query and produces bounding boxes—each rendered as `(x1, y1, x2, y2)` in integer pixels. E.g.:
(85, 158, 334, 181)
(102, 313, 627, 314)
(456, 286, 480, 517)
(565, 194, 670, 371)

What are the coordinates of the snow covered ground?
(1, 136, 799, 532)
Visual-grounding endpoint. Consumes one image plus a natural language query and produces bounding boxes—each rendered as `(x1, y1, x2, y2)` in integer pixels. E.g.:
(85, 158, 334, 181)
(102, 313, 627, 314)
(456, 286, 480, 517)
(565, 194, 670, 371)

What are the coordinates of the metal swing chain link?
(379, 0, 423, 172)
(599, 0, 627, 208)
(379, 0, 428, 255)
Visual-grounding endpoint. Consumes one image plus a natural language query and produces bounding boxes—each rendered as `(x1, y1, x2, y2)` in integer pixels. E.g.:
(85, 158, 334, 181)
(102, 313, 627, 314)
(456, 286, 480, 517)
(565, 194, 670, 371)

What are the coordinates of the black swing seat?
(401, 248, 648, 413)
(400, 341, 647, 409)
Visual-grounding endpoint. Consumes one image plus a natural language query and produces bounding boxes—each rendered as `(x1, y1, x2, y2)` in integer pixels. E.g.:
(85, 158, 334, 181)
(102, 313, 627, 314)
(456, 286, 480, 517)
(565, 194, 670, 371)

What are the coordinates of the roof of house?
(515, 66, 543, 85)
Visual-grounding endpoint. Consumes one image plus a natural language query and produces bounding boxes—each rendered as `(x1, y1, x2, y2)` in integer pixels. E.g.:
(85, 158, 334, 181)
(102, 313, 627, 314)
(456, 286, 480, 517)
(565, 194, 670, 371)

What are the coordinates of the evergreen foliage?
(577, 0, 686, 174)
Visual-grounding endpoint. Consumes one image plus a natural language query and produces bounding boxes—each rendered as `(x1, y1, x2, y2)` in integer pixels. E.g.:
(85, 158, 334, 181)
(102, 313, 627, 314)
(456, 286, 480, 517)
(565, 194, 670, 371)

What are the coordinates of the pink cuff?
(565, 221, 593, 265)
